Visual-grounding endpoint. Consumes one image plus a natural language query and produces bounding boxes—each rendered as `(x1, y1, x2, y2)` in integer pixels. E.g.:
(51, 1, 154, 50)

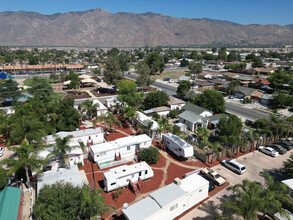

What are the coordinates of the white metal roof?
(122, 196, 161, 220)
(163, 133, 193, 149)
(136, 111, 160, 130)
(180, 173, 209, 193)
(150, 183, 186, 208)
(37, 165, 85, 193)
(45, 127, 104, 144)
(104, 161, 152, 181)
(90, 134, 151, 155)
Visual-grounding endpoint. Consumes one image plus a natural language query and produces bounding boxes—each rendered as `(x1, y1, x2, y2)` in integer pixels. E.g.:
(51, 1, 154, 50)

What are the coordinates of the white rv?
(103, 161, 154, 192)
(162, 133, 194, 158)
(90, 134, 152, 169)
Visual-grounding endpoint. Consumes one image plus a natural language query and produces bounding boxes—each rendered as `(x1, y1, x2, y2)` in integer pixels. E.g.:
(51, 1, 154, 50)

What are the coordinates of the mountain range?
(0, 9, 292, 47)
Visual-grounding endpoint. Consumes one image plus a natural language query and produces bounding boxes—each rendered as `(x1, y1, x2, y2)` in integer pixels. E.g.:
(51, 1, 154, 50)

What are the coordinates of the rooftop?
(182, 103, 212, 115)
(0, 186, 21, 220)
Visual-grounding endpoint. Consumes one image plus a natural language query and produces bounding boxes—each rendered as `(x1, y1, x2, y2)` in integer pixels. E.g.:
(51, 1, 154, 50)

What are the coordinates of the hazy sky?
(1, 0, 292, 25)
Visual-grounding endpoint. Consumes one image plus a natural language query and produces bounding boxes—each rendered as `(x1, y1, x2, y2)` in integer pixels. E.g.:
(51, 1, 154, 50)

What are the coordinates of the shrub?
(77, 162, 83, 168)
(171, 126, 181, 136)
(138, 147, 160, 164)
(168, 108, 181, 119)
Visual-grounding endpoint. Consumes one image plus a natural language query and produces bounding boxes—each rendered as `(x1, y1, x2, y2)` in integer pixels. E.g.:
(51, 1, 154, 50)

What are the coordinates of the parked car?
(266, 144, 287, 155)
(221, 159, 246, 175)
(200, 167, 226, 186)
(259, 146, 279, 157)
(0, 147, 4, 157)
(201, 175, 215, 192)
(274, 141, 293, 151)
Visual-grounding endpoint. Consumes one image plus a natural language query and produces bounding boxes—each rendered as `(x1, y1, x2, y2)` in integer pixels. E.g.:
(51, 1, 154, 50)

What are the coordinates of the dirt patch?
(149, 153, 166, 168)
(63, 92, 91, 100)
(140, 169, 164, 194)
(165, 162, 195, 185)
(155, 70, 188, 80)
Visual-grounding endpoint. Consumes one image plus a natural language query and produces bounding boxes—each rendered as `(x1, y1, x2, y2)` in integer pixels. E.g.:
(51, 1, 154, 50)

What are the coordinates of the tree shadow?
(192, 200, 221, 220)
(261, 167, 287, 181)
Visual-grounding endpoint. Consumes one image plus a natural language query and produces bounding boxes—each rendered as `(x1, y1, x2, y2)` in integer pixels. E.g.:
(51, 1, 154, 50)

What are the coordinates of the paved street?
(225, 102, 271, 121)
(180, 150, 292, 220)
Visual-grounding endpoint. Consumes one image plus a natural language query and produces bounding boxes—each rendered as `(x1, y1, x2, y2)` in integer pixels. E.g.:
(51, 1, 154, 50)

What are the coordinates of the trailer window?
(127, 146, 130, 151)
(170, 204, 178, 211)
(110, 182, 116, 186)
(145, 170, 148, 175)
(139, 172, 142, 176)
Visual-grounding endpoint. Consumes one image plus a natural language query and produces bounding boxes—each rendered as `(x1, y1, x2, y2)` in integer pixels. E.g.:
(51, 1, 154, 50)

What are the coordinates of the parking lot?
(180, 150, 293, 220)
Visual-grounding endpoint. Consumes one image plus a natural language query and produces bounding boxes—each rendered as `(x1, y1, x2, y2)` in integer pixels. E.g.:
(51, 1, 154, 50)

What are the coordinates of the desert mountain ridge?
(0, 8, 292, 47)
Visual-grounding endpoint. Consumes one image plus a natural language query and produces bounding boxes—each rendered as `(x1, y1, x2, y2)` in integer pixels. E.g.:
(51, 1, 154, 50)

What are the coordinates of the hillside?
(0, 9, 292, 47)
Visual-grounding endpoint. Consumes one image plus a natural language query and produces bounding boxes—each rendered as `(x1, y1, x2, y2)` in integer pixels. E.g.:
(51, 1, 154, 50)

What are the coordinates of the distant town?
(0, 45, 293, 220)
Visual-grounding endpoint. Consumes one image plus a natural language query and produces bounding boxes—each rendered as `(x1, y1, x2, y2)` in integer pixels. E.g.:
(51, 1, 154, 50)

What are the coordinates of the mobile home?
(103, 161, 154, 192)
(90, 134, 152, 169)
(122, 173, 209, 220)
(162, 133, 194, 158)
(45, 127, 104, 147)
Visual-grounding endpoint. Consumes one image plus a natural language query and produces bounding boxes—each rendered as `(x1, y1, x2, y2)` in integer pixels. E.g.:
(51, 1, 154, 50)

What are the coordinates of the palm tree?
(139, 120, 154, 137)
(9, 115, 46, 145)
(78, 100, 99, 121)
(209, 142, 221, 164)
(158, 117, 170, 131)
(282, 153, 293, 177)
(0, 141, 48, 187)
(123, 106, 138, 126)
(96, 112, 122, 134)
(51, 135, 73, 168)
(221, 179, 263, 220)
(259, 172, 290, 219)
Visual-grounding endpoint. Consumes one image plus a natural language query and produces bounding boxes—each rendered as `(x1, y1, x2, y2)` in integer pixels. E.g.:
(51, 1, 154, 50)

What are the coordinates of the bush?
(152, 113, 160, 121)
(242, 98, 252, 104)
(77, 162, 83, 168)
(168, 108, 181, 119)
(171, 126, 181, 136)
(138, 147, 160, 164)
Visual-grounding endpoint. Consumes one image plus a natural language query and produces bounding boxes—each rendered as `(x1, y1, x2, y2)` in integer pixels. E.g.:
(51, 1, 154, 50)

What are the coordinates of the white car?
(0, 147, 4, 157)
(259, 146, 279, 157)
(221, 159, 246, 175)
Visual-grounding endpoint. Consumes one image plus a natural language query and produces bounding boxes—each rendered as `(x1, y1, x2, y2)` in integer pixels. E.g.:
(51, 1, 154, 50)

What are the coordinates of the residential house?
(135, 111, 160, 138)
(74, 99, 107, 117)
(178, 103, 213, 131)
(253, 67, 278, 75)
(122, 173, 209, 220)
(207, 114, 223, 129)
(192, 80, 214, 91)
(281, 179, 293, 198)
(260, 94, 273, 106)
(0, 187, 23, 220)
(103, 161, 154, 192)
(234, 86, 262, 99)
(90, 134, 152, 169)
(168, 96, 185, 110)
(178, 75, 191, 83)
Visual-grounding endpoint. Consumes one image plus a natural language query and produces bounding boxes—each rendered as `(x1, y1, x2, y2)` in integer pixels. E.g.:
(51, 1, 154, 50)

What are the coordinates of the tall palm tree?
(78, 100, 99, 121)
(0, 141, 48, 187)
(9, 115, 46, 145)
(209, 142, 221, 164)
(221, 179, 263, 220)
(123, 106, 138, 126)
(139, 120, 154, 137)
(51, 135, 73, 168)
(158, 117, 170, 131)
(96, 112, 122, 134)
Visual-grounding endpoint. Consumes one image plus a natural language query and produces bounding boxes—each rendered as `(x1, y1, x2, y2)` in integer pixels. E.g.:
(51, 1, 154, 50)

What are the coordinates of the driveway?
(180, 150, 293, 220)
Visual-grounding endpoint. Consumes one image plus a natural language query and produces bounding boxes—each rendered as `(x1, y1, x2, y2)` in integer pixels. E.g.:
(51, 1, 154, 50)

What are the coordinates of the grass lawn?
(50, 92, 66, 100)
(155, 70, 189, 80)
(23, 77, 52, 86)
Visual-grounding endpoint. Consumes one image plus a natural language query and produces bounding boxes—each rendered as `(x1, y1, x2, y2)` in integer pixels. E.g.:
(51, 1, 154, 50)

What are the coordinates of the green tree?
(27, 76, 53, 99)
(217, 114, 243, 144)
(227, 79, 240, 95)
(271, 92, 288, 110)
(176, 80, 191, 98)
(66, 71, 80, 89)
(168, 108, 181, 119)
(188, 62, 202, 74)
(0, 141, 48, 187)
(51, 135, 73, 168)
(196, 127, 210, 147)
(143, 91, 170, 110)
(136, 61, 154, 86)
(9, 115, 46, 144)
(118, 79, 144, 108)
(78, 100, 99, 120)
(193, 90, 225, 113)
(282, 153, 293, 177)
(218, 47, 227, 61)
(138, 147, 160, 164)
(180, 59, 189, 67)
(252, 58, 263, 68)
(0, 167, 8, 191)
(0, 79, 22, 102)
(221, 179, 263, 220)
(176, 80, 191, 99)
(33, 182, 109, 219)
(104, 55, 124, 86)
(145, 52, 165, 74)
(212, 47, 217, 53)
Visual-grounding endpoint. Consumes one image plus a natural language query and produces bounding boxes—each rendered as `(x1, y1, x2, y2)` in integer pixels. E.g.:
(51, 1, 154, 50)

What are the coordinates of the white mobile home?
(162, 133, 194, 158)
(90, 134, 152, 169)
(122, 173, 209, 220)
(103, 161, 154, 192)
(45, 127, 104, 147)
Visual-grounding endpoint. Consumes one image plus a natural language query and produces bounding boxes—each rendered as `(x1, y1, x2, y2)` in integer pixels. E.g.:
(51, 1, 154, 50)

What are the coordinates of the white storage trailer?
(162, 133, 194, 158)
(103, 161, 154, 192)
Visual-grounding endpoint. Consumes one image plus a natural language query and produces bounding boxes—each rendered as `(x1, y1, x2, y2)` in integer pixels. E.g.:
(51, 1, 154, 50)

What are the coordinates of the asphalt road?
(180, 150, 293, 220)
(225, 102, 270, 121)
